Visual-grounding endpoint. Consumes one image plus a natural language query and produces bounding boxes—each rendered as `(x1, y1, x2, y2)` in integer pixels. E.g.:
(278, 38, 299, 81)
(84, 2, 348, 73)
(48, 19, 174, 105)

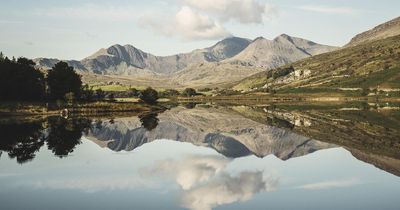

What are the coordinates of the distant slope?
(233, 35, 400, 91)
(168, 34, 337, 88)
(346, 16, 400, 47)
(169, 62, 264, 88)
(226, 34, 338, 69)
(35, 37, 251, 75)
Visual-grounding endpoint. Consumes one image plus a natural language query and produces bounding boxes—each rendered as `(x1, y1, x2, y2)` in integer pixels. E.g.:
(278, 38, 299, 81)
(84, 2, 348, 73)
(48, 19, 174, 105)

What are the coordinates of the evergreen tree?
(47, 62, 82, 100)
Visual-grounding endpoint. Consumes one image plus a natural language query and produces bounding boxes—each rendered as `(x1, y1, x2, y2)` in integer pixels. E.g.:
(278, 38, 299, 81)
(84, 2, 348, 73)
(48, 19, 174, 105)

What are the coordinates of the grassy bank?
(0, 101, 166, 117)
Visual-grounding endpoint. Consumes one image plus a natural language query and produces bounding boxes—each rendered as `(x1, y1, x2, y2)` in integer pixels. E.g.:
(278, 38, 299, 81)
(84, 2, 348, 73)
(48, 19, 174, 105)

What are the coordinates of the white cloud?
(35, 4, 137, 21)
(138, 0, 278, 40)
(181, 171, 278, 210)
(297, 5, 359, 15)
(182, 0, 278, 24)
(297, 178, 361, 190)
(139, 6, 231, 41)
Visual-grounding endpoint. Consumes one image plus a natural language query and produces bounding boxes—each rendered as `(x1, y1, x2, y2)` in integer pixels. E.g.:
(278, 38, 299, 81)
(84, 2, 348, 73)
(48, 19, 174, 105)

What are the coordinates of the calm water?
(1, 103, 399, 210)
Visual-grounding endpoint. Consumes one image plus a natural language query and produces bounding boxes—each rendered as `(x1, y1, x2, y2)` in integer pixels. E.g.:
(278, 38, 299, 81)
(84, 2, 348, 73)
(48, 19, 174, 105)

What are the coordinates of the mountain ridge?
(34, 34, 337, 78)
(346, 16, 400, 47)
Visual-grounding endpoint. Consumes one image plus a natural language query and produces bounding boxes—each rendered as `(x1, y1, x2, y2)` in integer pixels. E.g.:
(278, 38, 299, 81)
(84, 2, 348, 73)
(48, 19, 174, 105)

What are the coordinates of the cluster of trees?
(138, 87, 200, 104)
(0, 53, 45, 101)
(0, 52, 203, 104)
(0, 52, 89, 102)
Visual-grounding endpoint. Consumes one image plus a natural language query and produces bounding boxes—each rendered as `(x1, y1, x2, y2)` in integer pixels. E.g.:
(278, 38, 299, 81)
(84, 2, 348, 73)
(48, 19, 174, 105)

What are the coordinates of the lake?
(0, 102, 399, 210)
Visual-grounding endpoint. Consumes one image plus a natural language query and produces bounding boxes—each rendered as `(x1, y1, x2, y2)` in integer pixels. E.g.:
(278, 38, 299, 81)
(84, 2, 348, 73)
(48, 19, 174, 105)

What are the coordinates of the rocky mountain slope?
(233, 34, 400, 92)
(87, 106, 335, 159)
(346, 16, 400, 47)
(226, 34, 338, 69)
(34, 37, 251, 75)
(34, 35, 337, 79)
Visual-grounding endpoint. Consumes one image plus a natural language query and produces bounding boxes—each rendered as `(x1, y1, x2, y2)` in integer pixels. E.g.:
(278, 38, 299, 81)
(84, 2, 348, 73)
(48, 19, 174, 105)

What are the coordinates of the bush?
(160, 89, 180, 98)
(139, 87, 159, 104)
(181, 88, 197, 97)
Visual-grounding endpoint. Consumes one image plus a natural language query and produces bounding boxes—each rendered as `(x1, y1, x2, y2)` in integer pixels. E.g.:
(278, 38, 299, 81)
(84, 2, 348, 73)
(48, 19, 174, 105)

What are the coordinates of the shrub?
(181, 88, 197, 97)
(139, 87, 159, 104)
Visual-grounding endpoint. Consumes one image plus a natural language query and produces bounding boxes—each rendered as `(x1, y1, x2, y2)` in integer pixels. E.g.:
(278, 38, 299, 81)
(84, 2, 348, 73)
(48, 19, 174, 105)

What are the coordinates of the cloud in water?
(141, 154, 279, 210)
(138, 0, 277, 40)
(181, 171, 278, 210)
(141, 154, 231, 189)
(297, 178, 361, 190)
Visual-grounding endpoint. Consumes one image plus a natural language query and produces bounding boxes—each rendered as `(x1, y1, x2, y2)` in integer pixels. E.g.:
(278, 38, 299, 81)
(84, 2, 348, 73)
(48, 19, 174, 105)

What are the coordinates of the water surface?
(1, 103, 399, 210)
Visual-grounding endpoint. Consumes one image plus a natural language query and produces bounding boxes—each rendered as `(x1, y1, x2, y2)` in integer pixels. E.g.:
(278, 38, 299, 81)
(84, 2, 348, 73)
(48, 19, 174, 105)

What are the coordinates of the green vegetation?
(181, 88, 197, 97)
(233, 35, 400, 93)
(325, 67, 400, 89)
(0, 56, 45, 101)
(139, 87, 159, 104)
(47, 62, 82, 100)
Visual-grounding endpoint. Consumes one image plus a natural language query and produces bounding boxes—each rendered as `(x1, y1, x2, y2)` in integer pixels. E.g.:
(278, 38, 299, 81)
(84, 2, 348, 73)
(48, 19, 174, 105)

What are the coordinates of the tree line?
(0, 52, 202, 104)
(0, 52, 86, 102)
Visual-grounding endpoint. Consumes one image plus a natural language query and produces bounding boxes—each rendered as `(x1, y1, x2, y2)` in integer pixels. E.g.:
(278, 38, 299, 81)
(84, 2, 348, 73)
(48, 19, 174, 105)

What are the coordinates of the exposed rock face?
(88, 107, 335, 159)
(35, 37, 252, 75)
(34, 35, 337, 78)
(226, 34, 338, 69)
(346, 16, 400, 47)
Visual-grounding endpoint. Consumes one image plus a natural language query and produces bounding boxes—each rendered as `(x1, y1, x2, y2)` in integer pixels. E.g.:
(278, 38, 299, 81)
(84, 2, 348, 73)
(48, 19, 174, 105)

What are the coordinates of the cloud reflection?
(142, 154, 279, 210)
(141, 154, 231, 190)
(297, 178, 361, 190)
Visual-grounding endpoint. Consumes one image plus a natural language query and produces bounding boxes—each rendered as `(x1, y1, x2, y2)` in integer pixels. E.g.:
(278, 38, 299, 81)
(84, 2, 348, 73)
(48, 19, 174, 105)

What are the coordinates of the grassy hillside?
(233, 35, 400, 92)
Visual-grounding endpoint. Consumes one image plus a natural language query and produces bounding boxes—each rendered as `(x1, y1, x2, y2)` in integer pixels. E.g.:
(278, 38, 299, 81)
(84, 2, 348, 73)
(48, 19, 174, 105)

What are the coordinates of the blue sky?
(0, 0, 399, 60)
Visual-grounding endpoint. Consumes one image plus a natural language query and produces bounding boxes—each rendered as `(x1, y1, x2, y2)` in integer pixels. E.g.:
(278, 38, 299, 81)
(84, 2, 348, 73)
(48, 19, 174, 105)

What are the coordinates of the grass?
(324, 67, 400, 89)
(233, 35, 400, 92)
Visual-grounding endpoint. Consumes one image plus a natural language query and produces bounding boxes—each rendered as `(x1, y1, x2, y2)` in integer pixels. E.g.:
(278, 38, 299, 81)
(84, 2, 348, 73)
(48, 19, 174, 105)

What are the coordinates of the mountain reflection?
(0, 103, 399, 177)
(141, 154, 278, 210)
(89, 106, 334, 160)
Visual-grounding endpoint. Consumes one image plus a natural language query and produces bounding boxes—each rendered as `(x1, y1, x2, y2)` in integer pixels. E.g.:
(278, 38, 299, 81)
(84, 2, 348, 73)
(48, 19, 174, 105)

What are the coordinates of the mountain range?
(34, 34, 337, 87)
(87, 106, 335, 159)
(34, 16, 399, 89)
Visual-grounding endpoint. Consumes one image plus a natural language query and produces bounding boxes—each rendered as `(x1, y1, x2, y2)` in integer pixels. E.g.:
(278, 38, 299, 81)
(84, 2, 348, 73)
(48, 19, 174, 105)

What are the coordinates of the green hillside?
(233, 35, 400, 93)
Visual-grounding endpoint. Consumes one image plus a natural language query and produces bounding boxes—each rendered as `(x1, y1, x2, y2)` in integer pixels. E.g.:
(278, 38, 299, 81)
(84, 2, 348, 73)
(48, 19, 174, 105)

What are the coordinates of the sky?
(0, 0, 399, 60)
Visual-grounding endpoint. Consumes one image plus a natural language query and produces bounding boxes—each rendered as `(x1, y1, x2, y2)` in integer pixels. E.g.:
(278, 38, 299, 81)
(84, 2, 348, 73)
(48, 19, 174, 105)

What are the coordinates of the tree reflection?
(139, 113, 159, 131)
(45, 117, 91, 158)
(0, 121, 45, 164)
(0, 116, 92, 164)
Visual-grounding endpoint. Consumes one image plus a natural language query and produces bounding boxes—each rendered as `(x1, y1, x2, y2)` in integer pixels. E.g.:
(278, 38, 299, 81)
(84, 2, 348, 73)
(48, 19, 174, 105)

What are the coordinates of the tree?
(0, 52, 4, 62)
(95, 89, 105, 100)
(0, 55, 45, 101)
(160, 89, 180, 97)
(139, 87, 159, 104)
(182, 88, 197, 97)
(80, 84, 94, 101)
(139, 113, 159, 131)
(47, 62, 82, 100)
(127, 88, 140, 97)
